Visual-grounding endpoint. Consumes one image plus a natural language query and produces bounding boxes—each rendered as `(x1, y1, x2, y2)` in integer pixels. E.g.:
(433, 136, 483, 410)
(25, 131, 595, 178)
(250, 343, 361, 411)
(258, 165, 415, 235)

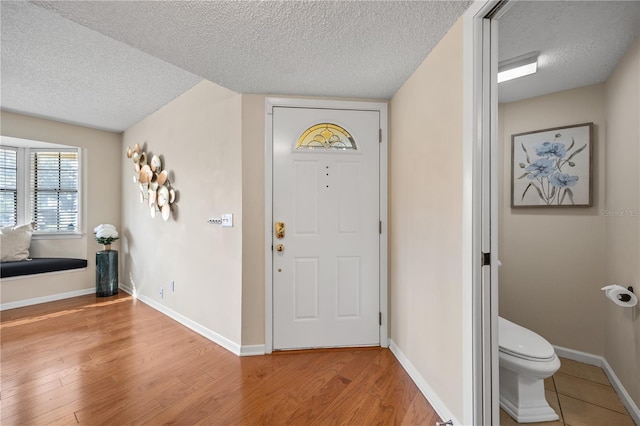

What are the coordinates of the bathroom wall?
(390, 18, 465, 422)
(498, 84, 607, 355)
(1, 111, 122, 305)
(604, 34, 640, 407)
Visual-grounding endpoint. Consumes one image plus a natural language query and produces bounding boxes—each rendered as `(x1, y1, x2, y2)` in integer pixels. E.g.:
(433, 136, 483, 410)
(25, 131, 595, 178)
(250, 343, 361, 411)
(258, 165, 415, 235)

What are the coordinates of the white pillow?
(0, 223, 34, 262)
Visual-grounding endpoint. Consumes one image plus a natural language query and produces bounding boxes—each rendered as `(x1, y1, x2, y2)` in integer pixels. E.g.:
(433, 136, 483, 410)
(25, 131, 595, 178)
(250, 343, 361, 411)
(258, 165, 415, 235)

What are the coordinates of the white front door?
(272, 106, 381, 350)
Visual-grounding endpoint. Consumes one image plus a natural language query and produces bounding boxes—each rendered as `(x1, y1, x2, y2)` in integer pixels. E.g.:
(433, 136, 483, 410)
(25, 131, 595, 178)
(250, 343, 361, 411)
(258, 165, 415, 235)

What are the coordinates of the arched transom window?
(296, 123, 357, 150)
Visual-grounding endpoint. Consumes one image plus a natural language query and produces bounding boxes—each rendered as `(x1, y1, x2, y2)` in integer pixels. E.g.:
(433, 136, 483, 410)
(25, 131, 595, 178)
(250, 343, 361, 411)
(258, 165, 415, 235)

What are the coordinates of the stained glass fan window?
(296, 123, 357, 150)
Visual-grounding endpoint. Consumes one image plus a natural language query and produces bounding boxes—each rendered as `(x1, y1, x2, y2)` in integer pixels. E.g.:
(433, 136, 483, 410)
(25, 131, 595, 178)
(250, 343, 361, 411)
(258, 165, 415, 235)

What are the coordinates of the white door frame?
(264, 97, 389, 354)
(464, 0, 503, 424)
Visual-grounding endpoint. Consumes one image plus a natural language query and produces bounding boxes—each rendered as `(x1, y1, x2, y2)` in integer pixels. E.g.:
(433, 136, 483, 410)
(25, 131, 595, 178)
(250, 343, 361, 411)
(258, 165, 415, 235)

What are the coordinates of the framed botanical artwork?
(511, 123, 593, 208)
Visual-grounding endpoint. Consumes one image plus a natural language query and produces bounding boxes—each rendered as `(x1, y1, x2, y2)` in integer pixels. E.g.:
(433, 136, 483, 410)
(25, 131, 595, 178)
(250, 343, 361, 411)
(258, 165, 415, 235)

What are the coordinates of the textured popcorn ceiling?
(1, 1, 471, 131)
(0, 2, 202, 132)
(32, 0, 471, 98)
(2, 1, 638, 132)
(498, 1, 640, 103)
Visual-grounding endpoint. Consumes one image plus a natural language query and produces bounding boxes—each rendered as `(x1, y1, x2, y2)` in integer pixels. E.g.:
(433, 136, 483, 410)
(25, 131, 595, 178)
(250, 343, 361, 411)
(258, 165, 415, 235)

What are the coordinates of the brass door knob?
(275, 222, 285, 239)
(276, 244, 284, 252)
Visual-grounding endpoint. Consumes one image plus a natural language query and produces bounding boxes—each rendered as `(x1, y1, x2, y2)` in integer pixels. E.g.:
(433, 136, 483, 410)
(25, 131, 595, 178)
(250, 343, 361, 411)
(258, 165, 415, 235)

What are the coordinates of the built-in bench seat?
(0, 258, 88, 278)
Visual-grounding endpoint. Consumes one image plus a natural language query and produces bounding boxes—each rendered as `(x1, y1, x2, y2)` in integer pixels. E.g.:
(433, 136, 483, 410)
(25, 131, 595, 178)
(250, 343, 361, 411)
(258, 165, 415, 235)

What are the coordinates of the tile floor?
(500, 357, 636, 426)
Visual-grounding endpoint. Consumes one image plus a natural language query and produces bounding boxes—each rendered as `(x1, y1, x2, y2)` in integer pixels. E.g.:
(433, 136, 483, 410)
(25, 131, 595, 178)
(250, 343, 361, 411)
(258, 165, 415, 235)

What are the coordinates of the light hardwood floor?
(1, 292, 441, 425)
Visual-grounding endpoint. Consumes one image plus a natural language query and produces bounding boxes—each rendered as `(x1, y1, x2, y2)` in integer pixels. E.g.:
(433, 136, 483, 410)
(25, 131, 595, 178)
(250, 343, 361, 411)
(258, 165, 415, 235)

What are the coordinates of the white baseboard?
(240, 344, 266, 356)
(121, 285, 263, 356)
(553, 345, 640, 424)
(389, 339, 460, 426)
(552, 345, 602, 366)
(0, 287, 95, 311)
(119, 284, 135, 297)
(121, 285, 243, 356)
(601, 357, 640, 425)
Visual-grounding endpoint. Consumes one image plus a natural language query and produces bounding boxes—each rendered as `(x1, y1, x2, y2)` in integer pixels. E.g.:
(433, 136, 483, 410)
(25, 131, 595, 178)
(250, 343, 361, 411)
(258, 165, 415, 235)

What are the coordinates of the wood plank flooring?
(1, 293, 441, 425)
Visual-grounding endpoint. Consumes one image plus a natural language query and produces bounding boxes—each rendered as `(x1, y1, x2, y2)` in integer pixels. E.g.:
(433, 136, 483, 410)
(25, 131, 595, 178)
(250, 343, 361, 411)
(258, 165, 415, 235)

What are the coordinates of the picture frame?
(511, 123, 593, 208)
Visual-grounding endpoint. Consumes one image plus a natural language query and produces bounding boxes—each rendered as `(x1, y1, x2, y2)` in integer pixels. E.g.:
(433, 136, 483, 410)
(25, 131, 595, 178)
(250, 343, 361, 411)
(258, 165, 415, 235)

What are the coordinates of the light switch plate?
(221, 214, 233, 227)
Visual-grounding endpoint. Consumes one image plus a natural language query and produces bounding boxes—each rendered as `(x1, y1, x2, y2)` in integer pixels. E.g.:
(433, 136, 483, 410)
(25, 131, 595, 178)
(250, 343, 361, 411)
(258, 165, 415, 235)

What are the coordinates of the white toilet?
(499, 316, 561, 423)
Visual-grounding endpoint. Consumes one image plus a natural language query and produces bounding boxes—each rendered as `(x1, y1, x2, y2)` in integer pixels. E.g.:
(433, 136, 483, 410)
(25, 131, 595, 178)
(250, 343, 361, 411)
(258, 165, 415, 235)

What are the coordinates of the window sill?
(32, 232, 84, 240)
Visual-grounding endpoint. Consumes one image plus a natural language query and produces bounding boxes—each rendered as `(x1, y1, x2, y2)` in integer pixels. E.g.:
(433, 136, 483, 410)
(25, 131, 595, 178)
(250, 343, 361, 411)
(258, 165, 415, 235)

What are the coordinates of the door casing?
(264, 97, 389, 354)
(465, 1, 503, 424)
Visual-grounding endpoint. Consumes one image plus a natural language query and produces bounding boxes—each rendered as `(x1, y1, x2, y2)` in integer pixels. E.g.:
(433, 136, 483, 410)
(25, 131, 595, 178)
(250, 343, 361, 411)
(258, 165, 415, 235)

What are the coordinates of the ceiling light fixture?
(498, 51, 539, 83)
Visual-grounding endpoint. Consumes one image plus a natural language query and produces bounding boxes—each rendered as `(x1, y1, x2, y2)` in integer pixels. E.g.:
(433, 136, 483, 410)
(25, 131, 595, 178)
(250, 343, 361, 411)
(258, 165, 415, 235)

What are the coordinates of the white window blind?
(0, 147, 18, 227)
(30, 149, 79, 233)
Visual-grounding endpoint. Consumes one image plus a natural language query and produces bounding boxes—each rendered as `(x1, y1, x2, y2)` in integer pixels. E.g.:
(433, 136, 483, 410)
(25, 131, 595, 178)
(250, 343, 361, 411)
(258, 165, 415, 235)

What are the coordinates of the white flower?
(96, 228, 119, 239)
(94, 224, 117, 234)
(94, 224, 119, 244)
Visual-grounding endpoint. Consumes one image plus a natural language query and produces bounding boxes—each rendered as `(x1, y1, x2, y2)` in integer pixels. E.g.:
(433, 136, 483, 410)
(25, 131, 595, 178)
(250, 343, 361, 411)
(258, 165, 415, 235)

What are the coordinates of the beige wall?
(498, 84, 607, 355)
(241, 94, 266, 346)
(121, 81, 243, 345)
(121, 88, 388, 348)
(1, 111, 122, 303)
(390, 18, 464, 420)
(604, 34, 640, 406)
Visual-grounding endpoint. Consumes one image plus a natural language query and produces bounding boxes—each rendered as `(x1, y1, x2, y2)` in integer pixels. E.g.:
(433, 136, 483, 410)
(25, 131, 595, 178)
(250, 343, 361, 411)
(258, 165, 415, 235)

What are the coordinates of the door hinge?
(482, 252, 491, 266)
(379, 312, 382, 326)
(379, 129, 382, 143)
(379, 220, 382, 234)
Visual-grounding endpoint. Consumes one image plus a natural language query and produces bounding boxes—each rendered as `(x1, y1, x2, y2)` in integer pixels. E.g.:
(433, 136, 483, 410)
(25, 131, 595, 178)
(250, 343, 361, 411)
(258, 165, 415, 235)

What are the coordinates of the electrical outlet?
(160, 288, 164, 298)
(170, 280, 175, 292)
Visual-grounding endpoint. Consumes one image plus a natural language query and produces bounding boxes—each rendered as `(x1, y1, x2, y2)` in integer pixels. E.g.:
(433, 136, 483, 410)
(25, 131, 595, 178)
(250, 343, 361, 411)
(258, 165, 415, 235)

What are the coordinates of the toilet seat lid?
(499, 317, 556, 361)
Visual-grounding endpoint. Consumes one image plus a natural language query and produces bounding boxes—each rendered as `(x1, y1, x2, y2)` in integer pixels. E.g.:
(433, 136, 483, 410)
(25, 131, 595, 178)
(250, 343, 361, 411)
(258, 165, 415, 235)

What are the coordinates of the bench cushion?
(0, 258, 88, 278)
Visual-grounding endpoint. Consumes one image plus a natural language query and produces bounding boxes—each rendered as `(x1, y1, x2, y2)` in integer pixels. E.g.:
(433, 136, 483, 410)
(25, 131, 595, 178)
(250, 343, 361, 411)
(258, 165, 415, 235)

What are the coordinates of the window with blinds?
(0, 147, 18, 227)
(30, 150, 79, 233)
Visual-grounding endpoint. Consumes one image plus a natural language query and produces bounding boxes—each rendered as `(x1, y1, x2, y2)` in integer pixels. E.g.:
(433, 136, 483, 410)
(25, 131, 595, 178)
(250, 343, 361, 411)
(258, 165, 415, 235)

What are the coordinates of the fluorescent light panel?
(498, 51, 538, 83)
(498, 62, 537, 83)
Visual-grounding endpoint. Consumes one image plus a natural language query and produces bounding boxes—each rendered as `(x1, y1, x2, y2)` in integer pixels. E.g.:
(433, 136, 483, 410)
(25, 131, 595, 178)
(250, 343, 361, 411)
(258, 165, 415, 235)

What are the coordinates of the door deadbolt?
(276, 244, 284, 252)
(275, 222, 285, 239)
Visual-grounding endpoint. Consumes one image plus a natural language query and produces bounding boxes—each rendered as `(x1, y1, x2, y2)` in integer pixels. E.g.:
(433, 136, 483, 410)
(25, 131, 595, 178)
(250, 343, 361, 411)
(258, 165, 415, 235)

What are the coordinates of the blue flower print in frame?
(511, 123, 593, 207)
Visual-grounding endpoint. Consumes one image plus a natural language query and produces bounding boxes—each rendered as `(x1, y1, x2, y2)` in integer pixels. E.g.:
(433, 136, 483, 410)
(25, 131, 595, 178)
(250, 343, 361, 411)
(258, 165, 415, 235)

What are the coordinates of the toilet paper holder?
(601, 284, 637, 307)
(619, 286, 634, 303)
